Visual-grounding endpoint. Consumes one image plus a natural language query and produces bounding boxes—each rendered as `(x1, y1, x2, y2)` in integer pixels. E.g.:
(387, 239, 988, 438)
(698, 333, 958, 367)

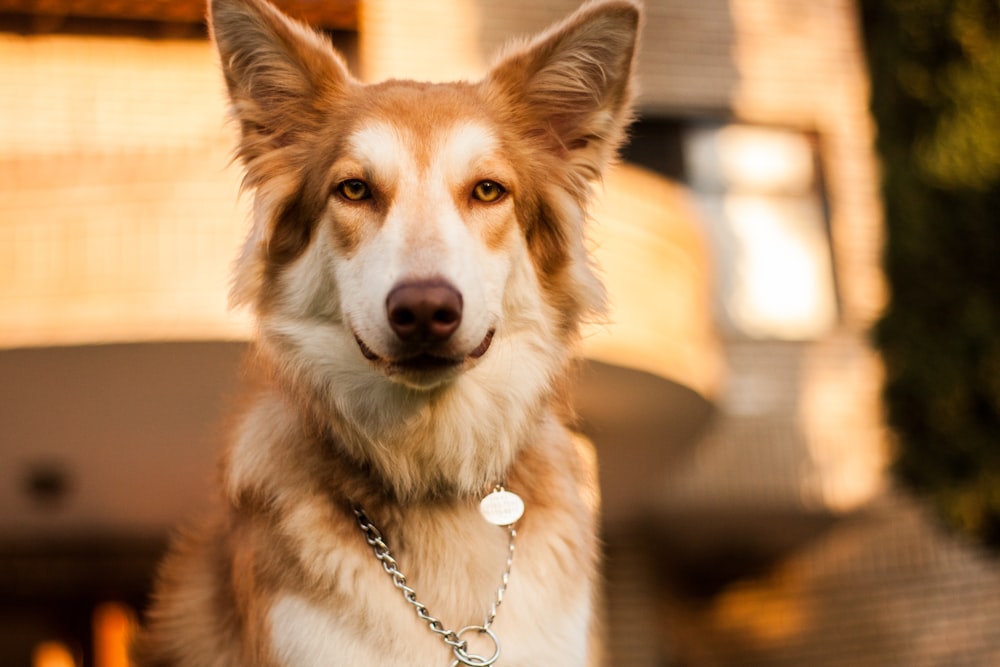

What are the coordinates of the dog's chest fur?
(264, 467, 597, 666)
(143, 394, 600, 666)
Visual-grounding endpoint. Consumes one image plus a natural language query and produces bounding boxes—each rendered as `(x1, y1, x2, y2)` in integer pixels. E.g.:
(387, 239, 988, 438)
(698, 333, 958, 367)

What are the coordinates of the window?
(627, 118, 838, 340)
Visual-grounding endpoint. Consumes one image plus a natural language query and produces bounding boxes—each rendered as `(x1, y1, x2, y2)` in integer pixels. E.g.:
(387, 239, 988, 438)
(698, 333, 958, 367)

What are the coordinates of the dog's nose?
(386, 280, 463, 343)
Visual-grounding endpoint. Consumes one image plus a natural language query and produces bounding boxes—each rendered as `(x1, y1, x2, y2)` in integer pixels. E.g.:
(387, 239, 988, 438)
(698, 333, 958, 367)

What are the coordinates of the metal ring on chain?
(450, 626, 500, 666)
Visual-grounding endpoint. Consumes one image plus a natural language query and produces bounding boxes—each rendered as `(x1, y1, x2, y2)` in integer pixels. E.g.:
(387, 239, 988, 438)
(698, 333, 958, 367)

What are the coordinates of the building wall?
(653, 0, 888, 515)
(0, 34, 250, 346)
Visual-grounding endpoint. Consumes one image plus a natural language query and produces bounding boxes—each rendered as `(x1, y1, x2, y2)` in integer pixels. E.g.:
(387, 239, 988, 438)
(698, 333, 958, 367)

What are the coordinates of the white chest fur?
(268, 592, 591, 667)
(267, 510, 593, 667)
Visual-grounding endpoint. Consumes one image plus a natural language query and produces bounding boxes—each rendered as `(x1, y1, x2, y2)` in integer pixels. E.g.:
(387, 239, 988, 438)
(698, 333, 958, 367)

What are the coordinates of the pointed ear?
(209, 0, 353, 170)
(485, 1, 640, 180)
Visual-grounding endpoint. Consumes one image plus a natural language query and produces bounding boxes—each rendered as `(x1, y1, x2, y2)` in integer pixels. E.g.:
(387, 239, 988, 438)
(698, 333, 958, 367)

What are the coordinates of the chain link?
(484, 524, 516, 629)
(352, 503, 517, 660)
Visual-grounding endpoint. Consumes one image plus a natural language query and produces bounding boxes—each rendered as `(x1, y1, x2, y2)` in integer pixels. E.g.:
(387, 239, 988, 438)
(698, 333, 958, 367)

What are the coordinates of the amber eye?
(472, 180, 506, 203)
(337, 179, 371, 201)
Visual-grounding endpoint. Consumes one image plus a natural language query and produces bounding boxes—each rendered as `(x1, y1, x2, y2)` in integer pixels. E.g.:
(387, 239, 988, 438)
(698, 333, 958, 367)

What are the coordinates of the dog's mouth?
(355, 329, 495, 374)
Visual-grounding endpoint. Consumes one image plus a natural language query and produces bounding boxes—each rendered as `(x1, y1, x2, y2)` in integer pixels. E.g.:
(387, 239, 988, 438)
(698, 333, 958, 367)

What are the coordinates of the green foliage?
(861, 0, 1000, 548)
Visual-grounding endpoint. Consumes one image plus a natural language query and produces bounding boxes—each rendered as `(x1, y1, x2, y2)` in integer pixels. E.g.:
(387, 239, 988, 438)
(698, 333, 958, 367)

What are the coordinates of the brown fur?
(134, 1, 638, 665)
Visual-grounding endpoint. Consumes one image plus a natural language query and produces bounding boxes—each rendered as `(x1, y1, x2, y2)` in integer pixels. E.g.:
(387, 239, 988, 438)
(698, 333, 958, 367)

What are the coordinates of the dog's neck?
(314, 373, 560, 502)
(226, 348, 574, 505)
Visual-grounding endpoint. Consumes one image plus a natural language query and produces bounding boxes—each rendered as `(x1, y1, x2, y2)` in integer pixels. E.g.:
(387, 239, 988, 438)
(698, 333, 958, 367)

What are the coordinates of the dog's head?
(211, 0, 637, 393)
(212, 0, 638, 496)
(211, 0, 638, 388)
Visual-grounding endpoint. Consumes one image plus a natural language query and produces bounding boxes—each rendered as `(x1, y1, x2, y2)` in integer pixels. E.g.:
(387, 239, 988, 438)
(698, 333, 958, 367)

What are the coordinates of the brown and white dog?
(133, 0, 638, 664)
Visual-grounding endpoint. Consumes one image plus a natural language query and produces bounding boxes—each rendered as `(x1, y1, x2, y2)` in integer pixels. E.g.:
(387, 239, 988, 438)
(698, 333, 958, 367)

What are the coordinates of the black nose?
(386, 280, 463, 343)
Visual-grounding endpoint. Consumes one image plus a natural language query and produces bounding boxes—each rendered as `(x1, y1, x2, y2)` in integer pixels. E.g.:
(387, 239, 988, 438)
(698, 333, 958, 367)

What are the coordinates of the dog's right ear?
(484, 1, 640, 187)
(209, 0, 353, 175)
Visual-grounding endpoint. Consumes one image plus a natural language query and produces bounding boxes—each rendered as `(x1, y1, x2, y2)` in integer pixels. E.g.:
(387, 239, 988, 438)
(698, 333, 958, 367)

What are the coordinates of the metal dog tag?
(479, 488, 524, 526)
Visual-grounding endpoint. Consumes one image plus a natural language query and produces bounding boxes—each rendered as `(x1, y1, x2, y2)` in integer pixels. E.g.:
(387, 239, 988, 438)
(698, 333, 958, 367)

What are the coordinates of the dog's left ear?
(485, 1, 640, 181)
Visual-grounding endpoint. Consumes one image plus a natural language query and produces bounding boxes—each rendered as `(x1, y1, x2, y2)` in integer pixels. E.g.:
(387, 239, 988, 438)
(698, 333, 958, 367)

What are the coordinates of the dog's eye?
(337, 179, 372, 201)
(472, 180, 506, 203)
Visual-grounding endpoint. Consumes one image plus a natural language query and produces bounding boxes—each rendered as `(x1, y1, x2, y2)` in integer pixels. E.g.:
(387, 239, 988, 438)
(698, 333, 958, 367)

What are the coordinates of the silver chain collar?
(351, 504, 517, 666)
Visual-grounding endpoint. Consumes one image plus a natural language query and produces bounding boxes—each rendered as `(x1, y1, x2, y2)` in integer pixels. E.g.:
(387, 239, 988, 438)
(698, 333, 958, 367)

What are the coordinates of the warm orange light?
(585, 163, 723, 398)
(0, 35, 250, 350)
(32, 641, 76, 667)
(714, 581, 810, 646)
(93, 602, 136, 667)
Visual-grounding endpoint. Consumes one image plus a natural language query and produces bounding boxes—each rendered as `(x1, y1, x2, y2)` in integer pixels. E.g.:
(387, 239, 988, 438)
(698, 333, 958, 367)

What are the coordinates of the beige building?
(2, 1, 998, 665)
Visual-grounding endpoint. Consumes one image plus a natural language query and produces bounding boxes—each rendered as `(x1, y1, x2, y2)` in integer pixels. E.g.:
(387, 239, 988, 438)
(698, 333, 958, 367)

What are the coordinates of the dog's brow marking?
(439, 122, 500, 183)
(347, 123, 409, 186)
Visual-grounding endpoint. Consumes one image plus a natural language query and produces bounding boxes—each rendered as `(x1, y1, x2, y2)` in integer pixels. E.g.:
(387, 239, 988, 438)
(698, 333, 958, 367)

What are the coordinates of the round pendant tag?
(479, 489, 524, 526)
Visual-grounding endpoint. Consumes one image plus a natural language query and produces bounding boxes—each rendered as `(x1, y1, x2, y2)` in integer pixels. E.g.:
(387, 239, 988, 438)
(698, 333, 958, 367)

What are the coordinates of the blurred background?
(1, 0, 999, 665)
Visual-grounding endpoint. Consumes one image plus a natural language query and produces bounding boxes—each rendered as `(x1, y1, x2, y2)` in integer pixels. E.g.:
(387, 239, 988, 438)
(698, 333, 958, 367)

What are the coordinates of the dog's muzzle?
(354, 278, 495, 374)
